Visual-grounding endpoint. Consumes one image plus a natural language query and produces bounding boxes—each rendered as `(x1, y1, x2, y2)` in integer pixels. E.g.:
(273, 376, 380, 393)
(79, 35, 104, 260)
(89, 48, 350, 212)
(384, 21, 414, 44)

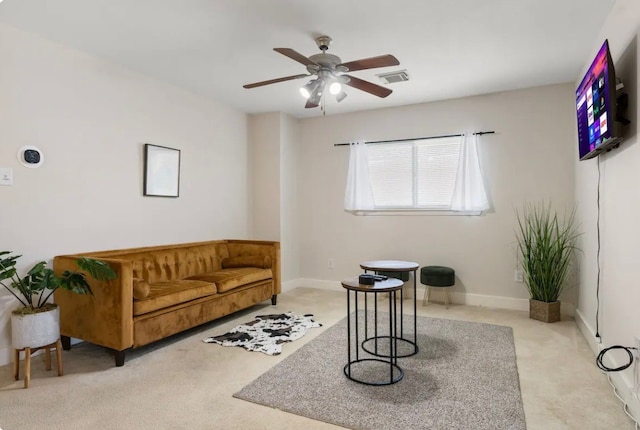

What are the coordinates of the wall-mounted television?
(576, 40, 623, 161)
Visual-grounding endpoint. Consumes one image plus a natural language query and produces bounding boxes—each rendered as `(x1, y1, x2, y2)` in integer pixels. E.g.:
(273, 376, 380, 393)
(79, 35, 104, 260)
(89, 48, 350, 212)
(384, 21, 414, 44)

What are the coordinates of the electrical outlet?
(328, 258, 335, 269)
(514, 268, 524, 283)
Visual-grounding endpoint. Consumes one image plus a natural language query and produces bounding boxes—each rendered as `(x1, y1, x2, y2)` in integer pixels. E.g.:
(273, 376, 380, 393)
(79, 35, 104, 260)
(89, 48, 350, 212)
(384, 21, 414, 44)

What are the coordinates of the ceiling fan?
(243, 35, 400, 109)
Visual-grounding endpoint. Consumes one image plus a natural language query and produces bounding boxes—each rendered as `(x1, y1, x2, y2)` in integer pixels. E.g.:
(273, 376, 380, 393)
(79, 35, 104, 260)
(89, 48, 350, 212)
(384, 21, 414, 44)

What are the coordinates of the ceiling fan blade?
(343, 75, 392, 98)
(274, 48, 318, 67)
(338, 55, 399, 72)
(243, 74, 309, 89)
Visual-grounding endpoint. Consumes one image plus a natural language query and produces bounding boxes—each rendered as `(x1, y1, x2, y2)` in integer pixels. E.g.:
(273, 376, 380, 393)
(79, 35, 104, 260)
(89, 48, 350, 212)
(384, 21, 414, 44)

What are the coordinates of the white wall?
(280, 114, 300, 281)
(248, 112, 300, 282)
(574, 0, 640, 417)
(0, 24, 250, 365)
(249, 113, 281, 241)
(295, 84, 576, 306)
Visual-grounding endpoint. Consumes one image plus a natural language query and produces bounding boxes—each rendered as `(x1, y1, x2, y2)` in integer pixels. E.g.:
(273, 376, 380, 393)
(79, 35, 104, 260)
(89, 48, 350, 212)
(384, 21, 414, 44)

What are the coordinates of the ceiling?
(0, 0, 616, 118)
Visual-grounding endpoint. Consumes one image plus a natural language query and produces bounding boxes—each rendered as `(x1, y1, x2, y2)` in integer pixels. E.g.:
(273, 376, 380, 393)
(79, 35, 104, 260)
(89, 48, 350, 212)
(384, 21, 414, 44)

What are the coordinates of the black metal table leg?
(342, 277, 404, 386)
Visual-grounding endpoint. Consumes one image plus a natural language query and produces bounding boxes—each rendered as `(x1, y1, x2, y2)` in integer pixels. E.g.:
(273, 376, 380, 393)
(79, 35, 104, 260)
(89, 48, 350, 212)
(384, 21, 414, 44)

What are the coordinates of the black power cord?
(596, 345, 637, 372)
(595, 156, 601, 340)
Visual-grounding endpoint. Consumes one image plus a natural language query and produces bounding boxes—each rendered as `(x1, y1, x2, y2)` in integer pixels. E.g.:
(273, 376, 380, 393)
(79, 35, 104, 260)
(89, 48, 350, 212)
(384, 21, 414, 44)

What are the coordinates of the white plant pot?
(11, 306, 60, 349)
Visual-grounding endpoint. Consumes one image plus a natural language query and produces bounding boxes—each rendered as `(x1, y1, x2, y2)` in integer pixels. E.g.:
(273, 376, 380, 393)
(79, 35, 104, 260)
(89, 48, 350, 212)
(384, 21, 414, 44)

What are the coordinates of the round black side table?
(342, 277, 404, 386)
(360, 260, 420, 357)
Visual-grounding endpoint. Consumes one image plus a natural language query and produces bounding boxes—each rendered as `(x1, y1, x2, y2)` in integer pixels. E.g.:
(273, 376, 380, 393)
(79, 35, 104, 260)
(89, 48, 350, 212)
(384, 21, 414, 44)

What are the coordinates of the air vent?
(376, 70, 410, 84)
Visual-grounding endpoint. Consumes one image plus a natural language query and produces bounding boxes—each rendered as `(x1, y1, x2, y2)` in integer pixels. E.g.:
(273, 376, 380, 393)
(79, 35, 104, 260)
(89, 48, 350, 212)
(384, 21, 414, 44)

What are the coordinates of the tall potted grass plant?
(515, 203, 580, 323)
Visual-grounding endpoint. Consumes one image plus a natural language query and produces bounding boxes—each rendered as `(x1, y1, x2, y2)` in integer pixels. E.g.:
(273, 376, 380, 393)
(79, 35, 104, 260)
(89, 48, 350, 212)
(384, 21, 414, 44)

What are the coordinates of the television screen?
(576, 40, 621, 160)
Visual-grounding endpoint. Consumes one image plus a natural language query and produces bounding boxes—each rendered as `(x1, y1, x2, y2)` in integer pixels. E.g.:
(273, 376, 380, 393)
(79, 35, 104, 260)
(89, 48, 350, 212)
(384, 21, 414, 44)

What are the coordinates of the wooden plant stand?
(13, 339, 63, 388)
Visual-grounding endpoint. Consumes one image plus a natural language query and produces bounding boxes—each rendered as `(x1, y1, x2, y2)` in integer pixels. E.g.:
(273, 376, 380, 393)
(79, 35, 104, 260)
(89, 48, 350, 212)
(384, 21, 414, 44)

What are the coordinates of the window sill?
(346, 209, 484, 216)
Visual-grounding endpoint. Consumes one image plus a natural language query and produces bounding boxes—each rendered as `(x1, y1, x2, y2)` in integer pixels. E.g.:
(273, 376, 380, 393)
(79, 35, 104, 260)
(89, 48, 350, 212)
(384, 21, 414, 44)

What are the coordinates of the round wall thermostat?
(17, 146, 44, 168)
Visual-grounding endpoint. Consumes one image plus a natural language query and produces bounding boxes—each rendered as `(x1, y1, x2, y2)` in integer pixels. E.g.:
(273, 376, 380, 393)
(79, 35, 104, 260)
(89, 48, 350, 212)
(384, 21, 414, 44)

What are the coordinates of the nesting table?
(359, 260, 420, 357)
(342, 277, 404, 385)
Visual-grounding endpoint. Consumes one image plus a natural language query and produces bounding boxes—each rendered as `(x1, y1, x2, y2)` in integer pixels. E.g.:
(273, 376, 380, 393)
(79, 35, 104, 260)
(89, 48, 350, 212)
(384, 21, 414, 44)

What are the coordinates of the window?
(344, 134, 489, 213)
(367, 136, 461, 209)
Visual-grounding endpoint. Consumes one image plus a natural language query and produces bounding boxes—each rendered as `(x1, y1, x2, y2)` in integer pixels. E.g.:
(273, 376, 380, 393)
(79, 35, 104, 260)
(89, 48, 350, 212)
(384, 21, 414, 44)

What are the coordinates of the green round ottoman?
(420, 266, 455, 308)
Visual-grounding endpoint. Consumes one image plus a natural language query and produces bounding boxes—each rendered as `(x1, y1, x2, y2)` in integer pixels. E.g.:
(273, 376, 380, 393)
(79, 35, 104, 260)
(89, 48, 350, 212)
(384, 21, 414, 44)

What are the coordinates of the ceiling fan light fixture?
(336, 90, 347, 103)
(329, 82, 342, 95)
(300, 85, 311, 99)
(300, 79, 322, 99)
(308, 86, 323, 106)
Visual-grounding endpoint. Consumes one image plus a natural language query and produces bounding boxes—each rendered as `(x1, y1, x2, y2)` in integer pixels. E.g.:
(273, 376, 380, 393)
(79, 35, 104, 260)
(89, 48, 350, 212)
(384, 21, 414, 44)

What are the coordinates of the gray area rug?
(234, 314, 526, 430)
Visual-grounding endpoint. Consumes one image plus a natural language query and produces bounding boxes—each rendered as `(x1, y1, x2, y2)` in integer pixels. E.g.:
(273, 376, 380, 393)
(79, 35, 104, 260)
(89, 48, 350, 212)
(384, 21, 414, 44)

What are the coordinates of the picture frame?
(143, 144, 181, 197)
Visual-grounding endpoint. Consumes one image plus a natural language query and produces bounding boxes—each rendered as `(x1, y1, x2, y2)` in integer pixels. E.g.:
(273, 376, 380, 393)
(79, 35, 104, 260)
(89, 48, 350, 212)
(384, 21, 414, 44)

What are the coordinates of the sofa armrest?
(53, 255, 134, 351)
(225, 240, 281, 295)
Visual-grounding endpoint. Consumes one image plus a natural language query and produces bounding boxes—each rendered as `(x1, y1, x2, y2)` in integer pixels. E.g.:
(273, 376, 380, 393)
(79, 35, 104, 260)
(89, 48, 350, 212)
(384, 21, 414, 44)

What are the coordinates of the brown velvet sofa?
(53, 240, 280, 366)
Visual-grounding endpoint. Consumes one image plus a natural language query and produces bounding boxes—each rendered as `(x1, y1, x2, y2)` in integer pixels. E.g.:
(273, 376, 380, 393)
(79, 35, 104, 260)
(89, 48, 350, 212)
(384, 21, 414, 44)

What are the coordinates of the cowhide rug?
(203, 312, 322, 355)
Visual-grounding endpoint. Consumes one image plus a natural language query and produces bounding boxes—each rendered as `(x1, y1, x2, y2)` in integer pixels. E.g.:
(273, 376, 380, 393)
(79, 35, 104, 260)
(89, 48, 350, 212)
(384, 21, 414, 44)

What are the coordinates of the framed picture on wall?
(143, 144, 181, 197)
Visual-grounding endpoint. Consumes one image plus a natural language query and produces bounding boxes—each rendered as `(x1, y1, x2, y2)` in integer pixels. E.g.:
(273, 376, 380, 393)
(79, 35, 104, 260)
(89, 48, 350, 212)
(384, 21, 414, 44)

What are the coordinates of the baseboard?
(452, 292, 575, 316)
(282, 278, 342, 293)
(449, 291, 529, 312)
(595, 343, 640, 424)
(608, 370, 640, 425)
(575, 308, 600, 354)
(282, 279, 574, 315)
(0, 281, 576, 368)
(575, 307, 640, 424)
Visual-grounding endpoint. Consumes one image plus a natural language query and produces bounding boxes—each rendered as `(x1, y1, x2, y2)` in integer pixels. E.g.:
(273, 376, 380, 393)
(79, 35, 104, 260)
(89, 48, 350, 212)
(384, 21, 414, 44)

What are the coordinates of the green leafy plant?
(515, 203, 581, 303)
(0, 251, 116, 314)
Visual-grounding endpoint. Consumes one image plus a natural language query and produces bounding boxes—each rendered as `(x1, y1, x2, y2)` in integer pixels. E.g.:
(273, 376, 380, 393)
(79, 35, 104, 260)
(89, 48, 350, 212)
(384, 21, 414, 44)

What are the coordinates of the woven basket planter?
(529, 299, 561, 323)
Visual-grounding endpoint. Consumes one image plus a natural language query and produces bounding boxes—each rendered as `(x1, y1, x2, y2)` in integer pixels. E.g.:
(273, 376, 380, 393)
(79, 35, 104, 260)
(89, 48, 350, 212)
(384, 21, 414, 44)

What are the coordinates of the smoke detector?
(377, 70, 410, 84)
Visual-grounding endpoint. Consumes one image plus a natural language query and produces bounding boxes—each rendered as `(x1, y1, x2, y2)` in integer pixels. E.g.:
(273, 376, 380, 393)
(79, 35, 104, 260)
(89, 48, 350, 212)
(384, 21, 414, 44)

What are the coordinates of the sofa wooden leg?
(271, 294, 277, 305)
(61, 336, 71, 351)
(114, 350, 126, 367)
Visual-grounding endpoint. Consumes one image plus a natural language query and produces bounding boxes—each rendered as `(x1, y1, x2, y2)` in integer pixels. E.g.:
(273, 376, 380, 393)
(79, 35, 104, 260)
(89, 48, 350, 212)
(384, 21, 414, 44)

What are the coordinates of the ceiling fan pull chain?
(322, 92, 327, 116)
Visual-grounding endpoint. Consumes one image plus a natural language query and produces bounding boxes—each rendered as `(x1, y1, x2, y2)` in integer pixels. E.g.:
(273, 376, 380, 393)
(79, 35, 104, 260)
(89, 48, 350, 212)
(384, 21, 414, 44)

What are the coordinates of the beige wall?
(249, 113, 281, 241)
(574, 0, 640, 416)
(295, 84, 576, 306)
(248, 112, 300, 282)
(280, 114, 301, 281)
(0, 24, 250, 365)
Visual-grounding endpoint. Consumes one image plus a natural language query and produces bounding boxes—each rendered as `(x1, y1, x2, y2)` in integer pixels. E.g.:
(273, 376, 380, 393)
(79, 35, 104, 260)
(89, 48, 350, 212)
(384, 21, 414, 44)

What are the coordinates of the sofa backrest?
(82, 241, 231, 283)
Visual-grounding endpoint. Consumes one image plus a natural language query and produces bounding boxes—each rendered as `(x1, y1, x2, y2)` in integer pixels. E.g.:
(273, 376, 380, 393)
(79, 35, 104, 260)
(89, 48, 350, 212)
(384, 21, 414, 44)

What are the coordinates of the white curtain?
(451, 133, 490, 211)
(344, 141, 375, 211)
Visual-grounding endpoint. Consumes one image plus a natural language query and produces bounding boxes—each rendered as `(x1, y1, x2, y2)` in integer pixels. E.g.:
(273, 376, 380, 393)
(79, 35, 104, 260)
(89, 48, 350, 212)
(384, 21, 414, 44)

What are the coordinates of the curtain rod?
(333, 131, 495, 146)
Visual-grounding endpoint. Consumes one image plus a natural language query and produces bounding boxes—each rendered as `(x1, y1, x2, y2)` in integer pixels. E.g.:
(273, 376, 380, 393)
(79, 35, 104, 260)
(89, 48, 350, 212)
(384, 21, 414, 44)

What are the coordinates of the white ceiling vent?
(376, 70, 410, 84)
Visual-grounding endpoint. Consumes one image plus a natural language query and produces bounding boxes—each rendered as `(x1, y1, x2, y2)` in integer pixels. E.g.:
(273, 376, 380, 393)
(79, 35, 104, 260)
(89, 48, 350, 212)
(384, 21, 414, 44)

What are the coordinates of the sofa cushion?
(186, 268, 272, 293)
(221, 255, 272, 269)
(133, 280, 217, 316)
(133, 278, 151, 300)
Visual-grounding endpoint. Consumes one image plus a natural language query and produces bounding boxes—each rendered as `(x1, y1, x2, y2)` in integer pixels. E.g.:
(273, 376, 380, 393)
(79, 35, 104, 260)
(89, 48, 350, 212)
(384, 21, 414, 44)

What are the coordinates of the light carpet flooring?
(0, 286, 634, 430)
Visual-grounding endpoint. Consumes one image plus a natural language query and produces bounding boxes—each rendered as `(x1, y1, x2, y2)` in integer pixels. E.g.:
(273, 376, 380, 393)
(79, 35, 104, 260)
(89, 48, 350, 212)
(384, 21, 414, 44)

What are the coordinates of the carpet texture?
(203, 312, 321, 355)
(234, 314, 526, 430)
